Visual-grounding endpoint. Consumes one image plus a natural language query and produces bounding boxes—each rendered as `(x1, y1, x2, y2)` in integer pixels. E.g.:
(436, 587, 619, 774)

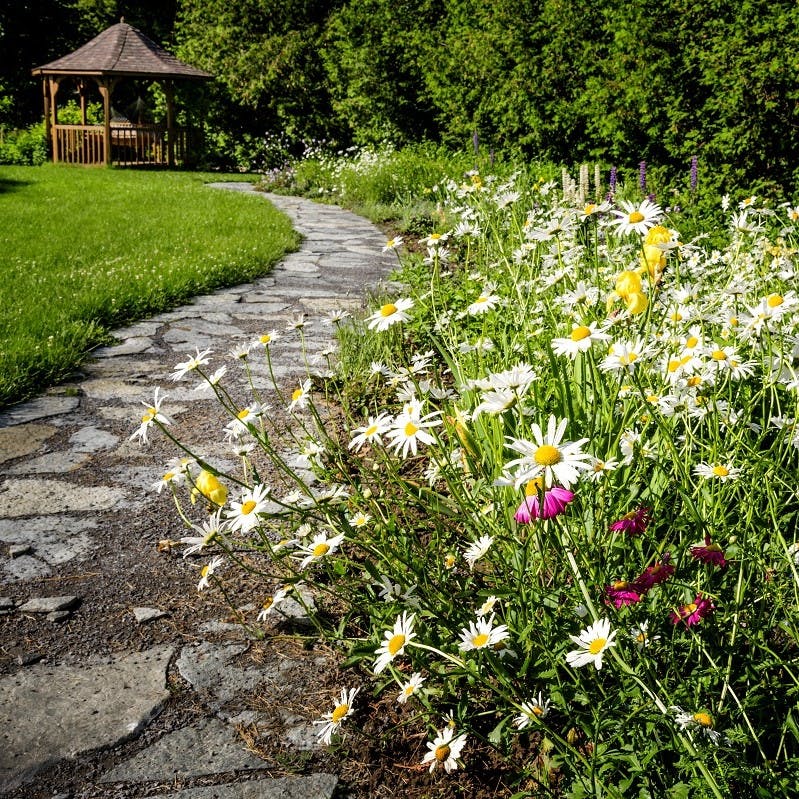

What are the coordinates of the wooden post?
(78, 80, 88, 125)
(42, 79, 51, 161)
(164, 80, 175, 168)
(48, 77, 61, 163)
(96, 78, 116, 166)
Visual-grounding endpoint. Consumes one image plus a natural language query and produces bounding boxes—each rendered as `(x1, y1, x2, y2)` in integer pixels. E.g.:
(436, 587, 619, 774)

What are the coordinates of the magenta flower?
(515, 484, 575, 523)
(670, 594, 715, 627)
(634, 554, 675, 592)
(610, 507, 651, 536)
(604, 580, 642, 609)
(689, 536, 727, 568)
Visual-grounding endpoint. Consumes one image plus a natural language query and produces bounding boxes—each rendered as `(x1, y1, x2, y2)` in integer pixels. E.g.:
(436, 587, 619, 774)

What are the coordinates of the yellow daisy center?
(531, 705, 544, 716)
(292, 387, 304, 402)
(584, 203, 596, 215)
(200, 564, 210, 578)
(237, 408, 250, 420)
(767, 293, 784, 307)
(472, 632, 490, 648)
(711, 349, 727, 361)
(241, 500, 257, 515)
(260, 333, 272, 343)
(380, 303, 398, 317)
(588, 637, 606, 655)
(435, 744, 451, 762)
(364, 424, 378, 436)
(534, 444, 561, 466)
(711, 465, 729, 477)
(404, 421, 419, 437)
(141, 412, 154, 423)
(162, 471, 175, 482)
(667, 359, 681, 373)
(693, 711, 713, 728)
(331, 703, 349, 723)
(313, 542, 331, 557)
(525, 477, 545, 496)
(570, 325, 591, 341)
(475, 295, 488, 304)
(687, 375, 702, 387)
(628, 211, 645, 223)
(612, 580, 629, 590)
(686, 336, 699, 349)
(619, 352, 638, 365)
(670, 311, 683, 321)
(684, 602, 697, 614)
(388, 633, 406, 656)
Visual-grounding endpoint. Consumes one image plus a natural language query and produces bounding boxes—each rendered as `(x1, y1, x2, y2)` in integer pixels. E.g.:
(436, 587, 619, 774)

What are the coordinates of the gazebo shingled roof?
(32, 21, 212, 80)
(32, 21, 211, 167)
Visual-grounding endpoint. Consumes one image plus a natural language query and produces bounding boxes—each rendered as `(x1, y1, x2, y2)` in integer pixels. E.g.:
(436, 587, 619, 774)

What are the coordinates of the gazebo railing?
(53, 123, 188, 166)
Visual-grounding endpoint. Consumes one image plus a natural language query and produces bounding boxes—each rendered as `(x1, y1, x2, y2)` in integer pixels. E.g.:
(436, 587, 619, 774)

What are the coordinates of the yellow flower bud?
(644, 225, 673, 246)
(625, 291, 648, 315)
(614, 270, 642, 299)
(639, 244, 667, 279)
(193, 470, 228, 506)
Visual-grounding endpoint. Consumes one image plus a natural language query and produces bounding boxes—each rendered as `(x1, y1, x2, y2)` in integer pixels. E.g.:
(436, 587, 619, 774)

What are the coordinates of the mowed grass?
(0, 165, 299, 408)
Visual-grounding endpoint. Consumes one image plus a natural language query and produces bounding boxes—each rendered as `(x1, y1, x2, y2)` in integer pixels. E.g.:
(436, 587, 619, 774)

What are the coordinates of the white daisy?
(295, 531, 345, 570)
(171, 348, 212, 381)
(693, 462, 741, 481)
(130, 387, 172, 444)
(513, 692, 551, 729)
(458, 613, 510, 652)
(397, 672, 425, 704)
(373, 611, 416, 674)
(197, 555, 224, 591)
(503, 415, 592, 489)
(227, 483, 271, 533)
(421, 726, 468, 773)
(551, 322, 610, 358)
(348, 413, 392, 451)
(462, 535, 494, 570)
(367, 298, 414, 331)
(385, 409, 441, 458)
(314, 687, 360, 745)
(611, 198, 662, 236)
(565, 618, 617, 670)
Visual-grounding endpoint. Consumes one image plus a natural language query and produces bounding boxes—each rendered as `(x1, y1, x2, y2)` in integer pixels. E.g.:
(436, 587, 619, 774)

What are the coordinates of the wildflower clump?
(135, 163, 799, 797)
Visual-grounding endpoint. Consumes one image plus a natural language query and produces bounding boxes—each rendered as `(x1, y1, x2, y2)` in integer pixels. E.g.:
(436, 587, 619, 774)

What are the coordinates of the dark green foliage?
(3, 1, 799, 191)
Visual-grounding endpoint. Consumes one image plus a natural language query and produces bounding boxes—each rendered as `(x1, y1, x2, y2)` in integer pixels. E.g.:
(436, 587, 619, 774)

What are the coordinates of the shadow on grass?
(0, 177, 32, 194)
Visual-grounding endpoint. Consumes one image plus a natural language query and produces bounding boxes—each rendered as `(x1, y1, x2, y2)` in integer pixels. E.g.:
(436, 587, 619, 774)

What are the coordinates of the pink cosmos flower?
(670, 594, 715, 627)
(610, 507, 651, 536)
(604, 580, 642, 609)
(634, 554, 675, 592)
(515, 485, 575, 523)
(689, 536, 727, 568)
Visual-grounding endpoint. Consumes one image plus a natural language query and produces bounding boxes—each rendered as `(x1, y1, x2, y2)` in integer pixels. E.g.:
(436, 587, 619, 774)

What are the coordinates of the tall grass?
(0, 165, 298, 407)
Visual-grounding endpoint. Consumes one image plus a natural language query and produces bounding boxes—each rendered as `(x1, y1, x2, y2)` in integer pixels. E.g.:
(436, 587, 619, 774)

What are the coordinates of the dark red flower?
(689, 536, 727, 568)
(610, 507, 651, 536)
(633, 553, 675, 592)
(670, 594, 715, 627)
(604, 580, 642, 609)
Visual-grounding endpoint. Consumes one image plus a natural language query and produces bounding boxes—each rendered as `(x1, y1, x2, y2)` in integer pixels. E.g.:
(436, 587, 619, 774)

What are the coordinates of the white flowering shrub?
(136, 165, 799, 797)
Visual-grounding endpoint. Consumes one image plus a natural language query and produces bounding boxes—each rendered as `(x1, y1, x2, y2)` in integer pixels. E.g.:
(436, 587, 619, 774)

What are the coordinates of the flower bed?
(136, 164, 799, 797)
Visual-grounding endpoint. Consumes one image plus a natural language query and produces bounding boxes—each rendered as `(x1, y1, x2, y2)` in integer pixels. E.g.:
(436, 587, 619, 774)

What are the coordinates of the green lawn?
(0, 165, 299, 408)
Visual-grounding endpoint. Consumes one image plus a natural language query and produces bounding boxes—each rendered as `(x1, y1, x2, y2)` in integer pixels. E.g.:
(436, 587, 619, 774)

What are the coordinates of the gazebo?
(32, 20, 212, 167)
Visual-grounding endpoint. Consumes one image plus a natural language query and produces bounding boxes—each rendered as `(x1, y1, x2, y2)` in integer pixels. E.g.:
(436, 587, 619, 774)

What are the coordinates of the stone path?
(0, 187, 398, 798)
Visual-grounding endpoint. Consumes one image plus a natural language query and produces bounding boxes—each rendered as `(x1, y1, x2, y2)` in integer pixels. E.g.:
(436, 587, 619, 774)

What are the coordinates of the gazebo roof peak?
(32, 20, 212, 80)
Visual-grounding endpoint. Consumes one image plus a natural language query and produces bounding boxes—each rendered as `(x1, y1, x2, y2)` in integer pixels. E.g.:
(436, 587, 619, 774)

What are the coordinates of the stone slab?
(0, 423, 57, 464)
(0, 645, 174, 792)
(100, 718, 266, 783)
(18, 595, 79, 613)
(92, 337, 154, 358)
(0, 515, 97, 565)
(5, 450, 91, 475)
(68, 425, 120, 453)
(1, 555, 51, 582)
(154, 774, 338, 799)
(0, 479, 126, 518)
(0, 396, 80, 428)
(133, 606, 168, 623)
(176, 642, 266, 710)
